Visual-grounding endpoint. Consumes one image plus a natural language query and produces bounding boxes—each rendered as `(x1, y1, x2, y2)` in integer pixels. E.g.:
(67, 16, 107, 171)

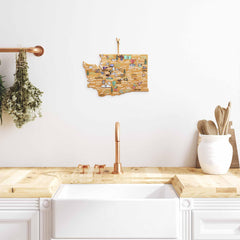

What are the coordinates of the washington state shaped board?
(83, 54, 148, 97)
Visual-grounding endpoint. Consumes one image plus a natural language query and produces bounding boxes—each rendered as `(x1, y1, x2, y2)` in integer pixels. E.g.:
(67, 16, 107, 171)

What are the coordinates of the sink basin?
(52, 184, 179, 239)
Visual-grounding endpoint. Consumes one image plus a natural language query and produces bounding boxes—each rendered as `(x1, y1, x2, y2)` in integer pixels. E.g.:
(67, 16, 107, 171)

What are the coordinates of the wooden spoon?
(197, 120, 207, 135)
(204, 120, 218, 135)
(215, 105, 225, 135)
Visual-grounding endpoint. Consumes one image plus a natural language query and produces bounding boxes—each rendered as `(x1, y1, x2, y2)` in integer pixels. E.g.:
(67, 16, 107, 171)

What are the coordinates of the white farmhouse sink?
(52, 184, 179, 239)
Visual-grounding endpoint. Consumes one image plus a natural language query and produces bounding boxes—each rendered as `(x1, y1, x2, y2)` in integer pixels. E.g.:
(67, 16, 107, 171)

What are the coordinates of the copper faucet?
(113, 122, 123, 174)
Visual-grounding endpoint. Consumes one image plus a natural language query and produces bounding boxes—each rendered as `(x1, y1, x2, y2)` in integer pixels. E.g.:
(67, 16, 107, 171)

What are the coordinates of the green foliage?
(0, 74, 6, 124)
(4, 50, 43, 128)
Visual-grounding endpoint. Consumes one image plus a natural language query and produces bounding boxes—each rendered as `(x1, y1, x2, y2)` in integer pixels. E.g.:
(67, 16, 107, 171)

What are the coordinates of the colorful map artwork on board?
(83, 54, 148, 97)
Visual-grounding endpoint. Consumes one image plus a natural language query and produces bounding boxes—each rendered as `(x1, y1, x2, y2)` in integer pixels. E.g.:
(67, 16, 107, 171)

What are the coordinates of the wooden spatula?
(222, 102, 231, 135)
(215, 105, 225, 135)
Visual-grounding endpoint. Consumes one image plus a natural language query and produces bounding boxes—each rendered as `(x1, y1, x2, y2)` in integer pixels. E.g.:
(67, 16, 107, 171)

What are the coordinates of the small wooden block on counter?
(173, 172, 240, 198)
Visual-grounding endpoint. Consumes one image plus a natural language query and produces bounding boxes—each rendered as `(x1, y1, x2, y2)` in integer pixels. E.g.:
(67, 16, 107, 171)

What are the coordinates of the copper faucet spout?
(113, 122, 123, 174)
(115, 122, 120, 142)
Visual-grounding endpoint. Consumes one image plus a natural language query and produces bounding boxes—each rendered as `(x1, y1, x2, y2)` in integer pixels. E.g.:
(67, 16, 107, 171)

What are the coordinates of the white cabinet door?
(0, 210, 39, 240)
(192, 210, 240, 239)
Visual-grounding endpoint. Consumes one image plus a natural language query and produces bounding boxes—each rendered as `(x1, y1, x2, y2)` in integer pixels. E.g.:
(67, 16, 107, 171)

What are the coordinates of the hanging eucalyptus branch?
(0, 74, 6, 124)
(4, 50, 43, 128)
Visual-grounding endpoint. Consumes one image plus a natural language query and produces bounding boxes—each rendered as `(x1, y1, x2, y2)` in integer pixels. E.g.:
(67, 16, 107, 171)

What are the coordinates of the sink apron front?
(52, 184, 179, 239)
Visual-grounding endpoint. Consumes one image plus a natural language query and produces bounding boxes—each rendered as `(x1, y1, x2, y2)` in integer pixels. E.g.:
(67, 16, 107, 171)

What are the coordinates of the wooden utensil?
(197, 120, 218, 135)
(204, 120, 218, 135)
(215, 105, 225, 135)
(222, 102, 231, 135)
(197, 120, 207, 135)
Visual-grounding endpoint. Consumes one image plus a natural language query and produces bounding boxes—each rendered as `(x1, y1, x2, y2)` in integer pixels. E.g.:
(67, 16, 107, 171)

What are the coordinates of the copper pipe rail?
(0, 45, 44, 57)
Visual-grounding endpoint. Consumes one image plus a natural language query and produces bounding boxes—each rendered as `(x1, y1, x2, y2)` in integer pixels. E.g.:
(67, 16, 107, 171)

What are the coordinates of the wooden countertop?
(0, 167, 239, 198)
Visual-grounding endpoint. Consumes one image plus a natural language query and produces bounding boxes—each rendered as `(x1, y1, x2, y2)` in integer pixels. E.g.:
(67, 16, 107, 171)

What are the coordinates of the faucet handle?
(77, 164, 90, 174)
(94, 164, 106, 174)
(82, 165, 90, 174)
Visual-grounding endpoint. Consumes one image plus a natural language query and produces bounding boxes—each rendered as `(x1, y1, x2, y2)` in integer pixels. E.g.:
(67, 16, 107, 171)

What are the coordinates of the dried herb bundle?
(4, 50, 43, 128)
(0, 74, 6, 124)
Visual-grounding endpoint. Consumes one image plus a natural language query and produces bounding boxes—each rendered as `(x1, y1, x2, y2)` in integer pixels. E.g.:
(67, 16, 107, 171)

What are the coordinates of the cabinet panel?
(193, 210, 240, 239)
(53, 199, 178, 239)
(0, 210, 39, 240)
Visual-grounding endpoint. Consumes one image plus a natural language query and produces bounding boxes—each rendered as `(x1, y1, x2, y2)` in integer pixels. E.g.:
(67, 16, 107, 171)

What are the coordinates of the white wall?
(0, 0, 239, 167)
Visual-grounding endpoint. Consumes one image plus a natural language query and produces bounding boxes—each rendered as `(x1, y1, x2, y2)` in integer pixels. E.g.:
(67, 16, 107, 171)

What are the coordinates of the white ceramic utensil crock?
(198, 134, 233, 174)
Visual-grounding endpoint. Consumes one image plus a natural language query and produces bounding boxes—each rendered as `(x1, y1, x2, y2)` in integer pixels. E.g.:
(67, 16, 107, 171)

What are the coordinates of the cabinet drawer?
(193, 210, 240, 239)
